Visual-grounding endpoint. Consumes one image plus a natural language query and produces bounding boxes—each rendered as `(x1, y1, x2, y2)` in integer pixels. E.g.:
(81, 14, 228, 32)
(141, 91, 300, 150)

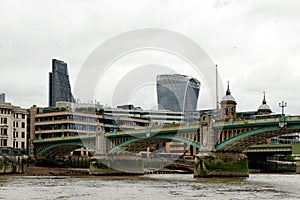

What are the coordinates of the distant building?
(257, 92, 272, 115)
(0, 93, 5, 103)
(49, 59, 75, 107)
(0, 102, 27, 150)
(220, 82, 237, 120)
(157, 74, 200, 112)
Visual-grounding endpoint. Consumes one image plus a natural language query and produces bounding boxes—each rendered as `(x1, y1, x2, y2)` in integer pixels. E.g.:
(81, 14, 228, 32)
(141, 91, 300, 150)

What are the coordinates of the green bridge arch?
(108, 135, 200, 154)
(215, 124, 300, 151)
(36, 142, 96, 157)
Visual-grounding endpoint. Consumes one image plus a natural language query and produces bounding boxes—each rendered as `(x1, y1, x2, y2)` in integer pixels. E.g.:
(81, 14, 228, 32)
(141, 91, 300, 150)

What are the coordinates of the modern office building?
(28, 105, 149, 157)
(49, 59, 75, 107)
(0, 93, 5, 103)
(157, 74, 200, 112)
(0, 102, 27, 149)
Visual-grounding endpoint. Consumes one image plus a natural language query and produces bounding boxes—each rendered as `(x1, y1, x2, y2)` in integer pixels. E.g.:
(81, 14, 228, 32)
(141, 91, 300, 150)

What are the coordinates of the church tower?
(257, 91, 272, 115)
(220, 82, 237, 120)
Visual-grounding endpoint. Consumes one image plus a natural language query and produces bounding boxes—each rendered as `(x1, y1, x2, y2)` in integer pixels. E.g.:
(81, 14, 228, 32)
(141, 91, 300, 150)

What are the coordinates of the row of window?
(0, 109, 11, 115)
(0, 139, 25, 148)
(13, 141, 25, 148)
(13, 121, 26, 128)
(13, 113, 26, 119)
(69, 115, 98, 123)
(13, 131, 26, 138)
(38, 124, 98, 131)
(0, 117, 7, 124)
(0, 128, 7, 135)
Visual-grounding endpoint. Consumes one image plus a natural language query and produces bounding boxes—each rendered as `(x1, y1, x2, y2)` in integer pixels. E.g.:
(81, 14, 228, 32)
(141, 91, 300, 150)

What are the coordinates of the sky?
(1, 0, 300, 114)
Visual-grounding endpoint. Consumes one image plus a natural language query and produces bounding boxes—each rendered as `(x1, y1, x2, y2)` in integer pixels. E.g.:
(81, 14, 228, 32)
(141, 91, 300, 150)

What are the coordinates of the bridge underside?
(35, 142, 96, 158)
(112, 138, 172, 154)
(216, 127, 300, 152)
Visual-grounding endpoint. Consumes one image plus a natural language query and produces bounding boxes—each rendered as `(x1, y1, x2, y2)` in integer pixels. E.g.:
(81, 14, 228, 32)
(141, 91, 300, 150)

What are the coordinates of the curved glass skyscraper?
(157, 74, 200, 112)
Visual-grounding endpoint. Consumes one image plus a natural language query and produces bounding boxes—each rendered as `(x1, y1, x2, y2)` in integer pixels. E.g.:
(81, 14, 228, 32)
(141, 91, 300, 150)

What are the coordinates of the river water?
(0, 174, 299, 200)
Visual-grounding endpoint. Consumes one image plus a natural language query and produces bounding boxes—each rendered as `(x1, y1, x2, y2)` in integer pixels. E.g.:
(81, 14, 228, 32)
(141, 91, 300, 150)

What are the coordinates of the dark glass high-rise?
(49, 59, 75, 107)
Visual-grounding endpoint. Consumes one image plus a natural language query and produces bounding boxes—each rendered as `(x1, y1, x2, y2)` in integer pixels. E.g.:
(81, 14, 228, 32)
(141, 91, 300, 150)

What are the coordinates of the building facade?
(157, 74, 200, 112)
(220, 82, 237, 120)
(29, 105, 150, 156)
(49, 59, 75, 107)
(0, 102, 27, 149)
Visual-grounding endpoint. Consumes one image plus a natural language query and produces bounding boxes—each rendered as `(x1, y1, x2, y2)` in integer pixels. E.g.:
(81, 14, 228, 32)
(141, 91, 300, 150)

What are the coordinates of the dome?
(257, 92, 272, 113)
(221, 81, 236, 102)
(258, 103, 271, 110)
(222, 94, 235, 102)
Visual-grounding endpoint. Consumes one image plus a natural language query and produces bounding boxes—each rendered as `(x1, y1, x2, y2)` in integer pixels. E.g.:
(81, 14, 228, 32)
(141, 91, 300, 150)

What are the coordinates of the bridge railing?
(213, 115, 300, 127)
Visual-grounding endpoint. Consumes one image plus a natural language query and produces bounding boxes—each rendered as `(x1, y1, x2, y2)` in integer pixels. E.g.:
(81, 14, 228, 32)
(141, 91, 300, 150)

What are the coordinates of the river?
(0, 174, 299, 200)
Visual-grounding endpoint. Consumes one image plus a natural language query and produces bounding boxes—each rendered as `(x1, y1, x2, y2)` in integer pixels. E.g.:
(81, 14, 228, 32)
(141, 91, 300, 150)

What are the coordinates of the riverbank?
(25, 166, 89, 176)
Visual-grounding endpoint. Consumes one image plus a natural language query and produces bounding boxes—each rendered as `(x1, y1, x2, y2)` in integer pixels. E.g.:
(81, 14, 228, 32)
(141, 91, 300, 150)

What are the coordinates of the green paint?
(36, 142, 96, 157)
(108, 135, 200, 154)
(215, 124, 300, 151)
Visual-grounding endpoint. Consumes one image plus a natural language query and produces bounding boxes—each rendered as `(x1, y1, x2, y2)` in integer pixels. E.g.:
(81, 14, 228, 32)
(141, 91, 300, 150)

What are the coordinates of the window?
(3, 118, 7, 124)
(3, 129, 7, 135)
(16, 141, 18, 148)
(21, 142, 25, 149)
(3, 139, 7, 147)
(16, 132, 18, 138)
(22, 122, 25, 128)
(22, 114, 25, 119)
(21, 132, 25, 138)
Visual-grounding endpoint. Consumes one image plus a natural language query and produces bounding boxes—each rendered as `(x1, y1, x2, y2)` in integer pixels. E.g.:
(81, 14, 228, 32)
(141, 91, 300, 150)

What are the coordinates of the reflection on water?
(0, 174, 300, 200)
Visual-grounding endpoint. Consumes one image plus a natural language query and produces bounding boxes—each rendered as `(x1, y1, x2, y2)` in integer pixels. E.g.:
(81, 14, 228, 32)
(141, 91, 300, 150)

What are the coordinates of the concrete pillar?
(95, 126, 107, 155)
(199, 113, 215, 153)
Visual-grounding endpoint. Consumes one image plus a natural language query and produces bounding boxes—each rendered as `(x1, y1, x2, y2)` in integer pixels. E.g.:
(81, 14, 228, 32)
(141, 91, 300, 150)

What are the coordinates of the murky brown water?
(0, 174, 299, 199)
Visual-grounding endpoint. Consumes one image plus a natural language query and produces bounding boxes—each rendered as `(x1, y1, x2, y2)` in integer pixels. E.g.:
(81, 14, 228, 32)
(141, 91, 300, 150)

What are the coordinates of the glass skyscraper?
(0, 93, 5, 103)
(49, 59, 75, 107)
(156, 74, 200, 112)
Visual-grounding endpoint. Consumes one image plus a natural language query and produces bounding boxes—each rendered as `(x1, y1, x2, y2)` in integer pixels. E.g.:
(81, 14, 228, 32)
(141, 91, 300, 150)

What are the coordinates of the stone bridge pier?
(90, 126, 144, 175)
(194, 113, 248, 178)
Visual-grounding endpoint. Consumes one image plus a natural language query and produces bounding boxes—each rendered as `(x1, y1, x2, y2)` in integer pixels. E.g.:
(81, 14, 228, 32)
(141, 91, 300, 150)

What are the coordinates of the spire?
(226, 81, 231, 96)
(262, 91, 267, 104)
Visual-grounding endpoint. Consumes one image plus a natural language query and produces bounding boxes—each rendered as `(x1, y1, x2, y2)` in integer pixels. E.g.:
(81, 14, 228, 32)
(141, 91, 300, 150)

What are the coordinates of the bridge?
(32, 114, 300, 177)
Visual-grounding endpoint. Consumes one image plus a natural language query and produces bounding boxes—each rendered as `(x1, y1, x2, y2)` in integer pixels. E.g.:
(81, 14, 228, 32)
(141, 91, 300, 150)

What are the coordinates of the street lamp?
(279, 101, 287, 116)
(278, 101, 288, 128)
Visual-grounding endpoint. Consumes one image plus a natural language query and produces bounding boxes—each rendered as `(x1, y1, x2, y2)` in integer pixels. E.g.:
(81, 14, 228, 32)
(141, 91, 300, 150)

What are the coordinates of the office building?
(49, 59, 75, 107)
(0, 93, 5, 103)
(157, 74, 200, 112)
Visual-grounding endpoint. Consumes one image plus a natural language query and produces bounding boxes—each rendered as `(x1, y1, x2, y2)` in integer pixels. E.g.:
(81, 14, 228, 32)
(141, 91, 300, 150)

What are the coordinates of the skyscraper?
(156, 74, 200, 112)
(49, 59, 75, 107)
(0, 93, 5, 103)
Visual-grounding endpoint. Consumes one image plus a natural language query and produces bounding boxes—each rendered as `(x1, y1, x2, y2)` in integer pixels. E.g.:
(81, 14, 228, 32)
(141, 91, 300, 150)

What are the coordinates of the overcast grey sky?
(1, 0, 300, 114)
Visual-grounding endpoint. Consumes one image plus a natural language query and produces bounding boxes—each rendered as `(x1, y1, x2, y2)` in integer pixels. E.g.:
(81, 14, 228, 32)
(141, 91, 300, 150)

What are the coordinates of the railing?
(33, 134, 96, 143)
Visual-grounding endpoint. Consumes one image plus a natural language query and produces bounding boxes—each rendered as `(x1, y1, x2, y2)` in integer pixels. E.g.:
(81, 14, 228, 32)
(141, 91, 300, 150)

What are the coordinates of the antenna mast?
(216, 64, 219, 109)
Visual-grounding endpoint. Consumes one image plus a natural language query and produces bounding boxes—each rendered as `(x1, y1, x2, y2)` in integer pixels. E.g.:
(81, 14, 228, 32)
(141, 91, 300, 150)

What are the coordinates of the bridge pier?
(90, 155, 144, 175)
(194, 152, 249, 178)
(90, 126, 144, 175)
(296, 157, 300, 174)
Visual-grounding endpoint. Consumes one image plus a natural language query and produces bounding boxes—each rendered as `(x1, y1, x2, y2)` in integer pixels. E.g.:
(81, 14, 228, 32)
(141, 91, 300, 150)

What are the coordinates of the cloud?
(0, 0, 299, 116)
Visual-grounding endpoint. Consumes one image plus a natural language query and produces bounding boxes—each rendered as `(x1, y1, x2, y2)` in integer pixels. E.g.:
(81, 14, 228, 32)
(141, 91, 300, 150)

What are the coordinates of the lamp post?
(278, 101, 288, 128)
(279, 101, 287, 116)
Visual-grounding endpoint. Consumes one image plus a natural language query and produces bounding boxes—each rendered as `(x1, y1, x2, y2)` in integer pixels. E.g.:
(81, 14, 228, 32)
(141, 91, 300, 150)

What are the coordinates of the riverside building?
(0, 102, 27, 149)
